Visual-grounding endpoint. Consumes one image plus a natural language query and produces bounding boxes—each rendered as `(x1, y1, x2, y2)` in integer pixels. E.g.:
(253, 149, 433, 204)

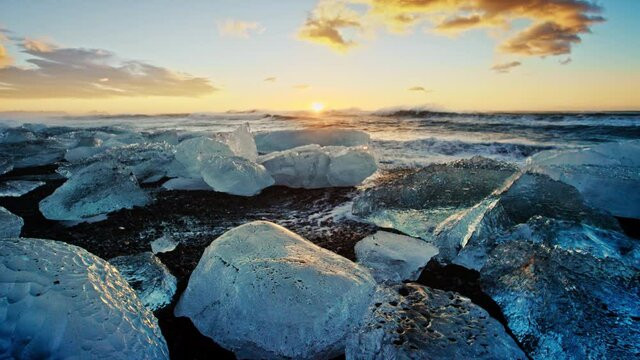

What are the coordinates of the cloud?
(0, 38, 217, 98)
(300, 0, 604, 57)
(0, 32, 12, 68)
(293, 84, 311, 90)
(408, 86, 431, 92)
(297, 0, 363, 52)
(491, 61, 522, 73)
(217, 19, 265, 38)
(263, 77, 277, 82)
(560, 57, 572, 65)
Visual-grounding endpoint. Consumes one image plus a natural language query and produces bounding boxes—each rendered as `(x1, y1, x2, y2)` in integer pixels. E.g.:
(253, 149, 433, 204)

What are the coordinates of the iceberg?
(355, 231, 439, 283)
(453, 173, 622, 270)
(347, 284, 526, 360)
(161, 177, 212, 191)
(0, 127, 36, 143)
(40, 161, 150, 221)
(255, 128, 370, 153)
(352, 157, 518, 256)
(0, 206, 23, 238)
(218, 123, 258, 161)
(175, 221, 376, 359)
(109, 252, 177, 311)
(174, 136, 233, 177)
(59, 143, 175, 183)
(481, 238, 640, 359)
(0, 180, 45, 197)
(259, 144, 377, 189)
(0, 238, 169, 359)
(0, 139, 66, 168)
(528, 140, 640, 218)
(150, 235, 179, 254)
(200, 155, 274, 196)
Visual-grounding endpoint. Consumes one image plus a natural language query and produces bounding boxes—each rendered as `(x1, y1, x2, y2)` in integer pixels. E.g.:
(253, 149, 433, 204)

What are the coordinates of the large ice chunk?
(0, 158, 13, 175)
(0, 139, 66, 168)
(255, 128, 370, 153)
(109, 252, 177, 311)
(353, 157, 518, 257)
(218, 123, 258, 161)
(0, 206, 23, 238)
(0, 180, 45, 197)
(161, 177, 213, 191)
(481, 238, 639, 359)
(40, 161, 150, 221)
(59, 143, 175, 183)
(355, 231, 439, 283)
(200, 155, 274, 196)
(259, 144, 377, 188)
(453, 173, 622, 270)
(347, 284, 526, 360)
(175, 221, 376, 359)
(174, 136, 233, 177)
(0, 238, 169, 359)
(528, 140, 640, 218)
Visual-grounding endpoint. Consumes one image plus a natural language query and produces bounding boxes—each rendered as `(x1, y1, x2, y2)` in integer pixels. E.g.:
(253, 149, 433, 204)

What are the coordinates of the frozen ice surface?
(255, 128, 370, 153)
(0, 139, 66, 168)
(59, 143, 175, 183)
(0, 158, 13, 175)
(453, 173, 622, 270)
(0, 127, 36, 143)
(175, 221, 376, 359)
(481, 239, 640, 360)
(0, 181, 45, 197)
(0, 238, 169, 359)
(353, 157, 518, 254)
(161, 177, 213, 191)
(150, 235, 179, 254)
(259, 144, 377, 189)
(0, 206, 23, 238)
(40, 161, 151, 221)
(347, 284, 526, 360)
(174, 136, 233, 177)
(109, 252, 177, 311)
(355, 231, 439, 283)
(529, 140, 640, 218)
(200, 155, 274, 196)
(219, 123, 258, 161)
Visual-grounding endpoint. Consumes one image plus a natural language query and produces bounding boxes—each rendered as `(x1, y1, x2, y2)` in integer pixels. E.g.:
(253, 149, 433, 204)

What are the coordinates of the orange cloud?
(0, 39, 217, 98)
(217, 19, 265, 38)
(0, 32, 12, 68)
(491, 61, 522, 73)
(301, 0, 604, 57)
(297, 0, 363, 52)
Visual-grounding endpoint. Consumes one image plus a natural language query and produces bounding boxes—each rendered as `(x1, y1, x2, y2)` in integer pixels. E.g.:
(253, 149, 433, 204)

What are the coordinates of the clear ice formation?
(0, 180, 45, 197)
(200, 155, 274, 196)
(39, 161, 150, 221)
(352, 156, 518, 258)
(150, 235, 179, 254)
(161, 177, 213, 191)
(0, 238, 169, 359)
(175, 221, 376, 359)
(354, 231, 439, 283)
(0, 206, 23, 238)
(59, 143, 175, 183)
(480, 237, 640, 360)
(259, 144, 377, 189)
(453, 173, 623, 270)
(528, 140, 640, 218)
(174, 136, 234, 177)
(0, 158, 13, 175)
(346, 284, 526, 360)
(218, 123, 258, 161)
(255, 128, 370, 153)
(0, 139, 66, 168)
(109, 252, 177, 311)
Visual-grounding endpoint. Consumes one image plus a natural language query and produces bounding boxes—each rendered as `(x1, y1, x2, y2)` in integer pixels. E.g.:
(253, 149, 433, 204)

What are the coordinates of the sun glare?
(311, 102, 325, 113)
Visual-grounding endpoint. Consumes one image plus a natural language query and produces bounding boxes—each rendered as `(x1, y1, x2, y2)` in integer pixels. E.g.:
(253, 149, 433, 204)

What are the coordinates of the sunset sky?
(0, 0, 639, 114)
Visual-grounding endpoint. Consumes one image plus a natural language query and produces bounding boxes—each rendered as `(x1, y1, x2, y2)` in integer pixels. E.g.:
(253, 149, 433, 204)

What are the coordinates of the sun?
(311, 102, 325, 113)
